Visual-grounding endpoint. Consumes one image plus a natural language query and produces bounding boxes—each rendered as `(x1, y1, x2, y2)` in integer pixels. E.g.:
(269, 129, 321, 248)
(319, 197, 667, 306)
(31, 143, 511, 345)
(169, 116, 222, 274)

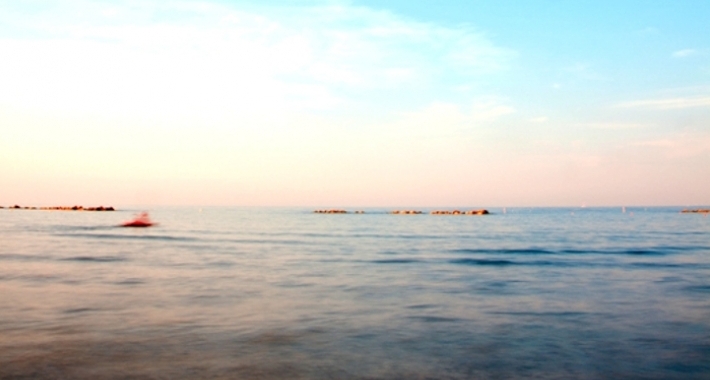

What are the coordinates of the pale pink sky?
(1, 1, 709, 207)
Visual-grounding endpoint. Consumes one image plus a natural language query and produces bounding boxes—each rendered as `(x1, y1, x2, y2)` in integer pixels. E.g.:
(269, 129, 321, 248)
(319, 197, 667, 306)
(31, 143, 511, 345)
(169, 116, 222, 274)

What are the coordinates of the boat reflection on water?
(121, 212, 156, 228)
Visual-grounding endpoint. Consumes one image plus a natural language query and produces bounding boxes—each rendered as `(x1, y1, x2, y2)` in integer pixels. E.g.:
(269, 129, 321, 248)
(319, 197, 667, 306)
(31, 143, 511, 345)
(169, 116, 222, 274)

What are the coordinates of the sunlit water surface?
(1, 207, 709, 379)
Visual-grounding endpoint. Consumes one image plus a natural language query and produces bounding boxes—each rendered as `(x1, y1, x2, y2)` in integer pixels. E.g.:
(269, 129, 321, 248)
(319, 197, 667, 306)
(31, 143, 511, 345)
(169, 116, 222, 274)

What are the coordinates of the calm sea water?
(1, 207, 709, 379)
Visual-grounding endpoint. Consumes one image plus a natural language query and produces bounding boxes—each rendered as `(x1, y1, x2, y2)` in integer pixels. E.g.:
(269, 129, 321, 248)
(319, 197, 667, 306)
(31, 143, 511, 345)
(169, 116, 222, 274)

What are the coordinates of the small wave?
(0, 253, 51, 262)
(450, 258, 517, 266)
(490, 311, 591, 318)
(61, 256, 126, 262)
(451, 248, 685, 256)
(57, 233, 197, 242)
(450, 258, 567, 267)
(63, 307, 97, 314)
(561, 249, 669, 256)
(408, 315, 461, 323)
(207, 260, 235, 267)
(371, 259, 421, 264)
(655, 245, 710, 252)
(627, 262, 710, 269)
(683, 285, 710, 293)
(298, 232, 449, 240)
(406, 304, 437, 310)
(53, 225, 116, 232)
(630, 262, 683, 268)
(452, 248, 553, 255)
(620, 249, 665, 256)
(218, 238, 309, 245)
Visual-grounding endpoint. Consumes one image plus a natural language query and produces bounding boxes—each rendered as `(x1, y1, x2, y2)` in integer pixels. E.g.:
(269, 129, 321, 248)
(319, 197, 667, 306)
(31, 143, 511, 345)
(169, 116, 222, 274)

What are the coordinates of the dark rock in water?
(3, 205, 116, 211)
(681, 209, 710, 214)
(431, 209, 490, 215)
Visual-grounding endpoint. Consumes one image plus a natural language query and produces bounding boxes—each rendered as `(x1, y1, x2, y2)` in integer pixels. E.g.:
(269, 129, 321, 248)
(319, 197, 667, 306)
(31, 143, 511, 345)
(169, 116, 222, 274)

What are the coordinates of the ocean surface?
(1, 207, 709, 379)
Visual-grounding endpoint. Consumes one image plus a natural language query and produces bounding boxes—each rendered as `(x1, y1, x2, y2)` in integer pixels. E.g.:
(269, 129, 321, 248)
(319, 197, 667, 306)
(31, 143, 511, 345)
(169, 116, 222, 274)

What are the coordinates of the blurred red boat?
(121, 212, 155, 227)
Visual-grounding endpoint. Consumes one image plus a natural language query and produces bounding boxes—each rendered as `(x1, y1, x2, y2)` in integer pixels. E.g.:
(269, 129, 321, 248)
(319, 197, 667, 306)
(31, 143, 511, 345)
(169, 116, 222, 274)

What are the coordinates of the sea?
(1, 206, 709, 379)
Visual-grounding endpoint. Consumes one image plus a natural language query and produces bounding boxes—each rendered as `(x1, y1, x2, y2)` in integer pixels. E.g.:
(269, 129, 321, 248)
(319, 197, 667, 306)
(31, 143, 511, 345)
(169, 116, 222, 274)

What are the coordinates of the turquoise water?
(1, 207, 709, 379)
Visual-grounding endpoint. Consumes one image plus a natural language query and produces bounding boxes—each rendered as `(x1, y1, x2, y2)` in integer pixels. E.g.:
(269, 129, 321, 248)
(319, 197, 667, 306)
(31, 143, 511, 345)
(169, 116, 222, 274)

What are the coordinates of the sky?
(1, 0, 709, 207)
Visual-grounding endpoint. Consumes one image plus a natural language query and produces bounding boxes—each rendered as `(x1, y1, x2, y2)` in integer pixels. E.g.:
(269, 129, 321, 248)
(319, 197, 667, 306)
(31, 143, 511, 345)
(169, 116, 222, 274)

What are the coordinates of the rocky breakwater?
(431, 209, 489, 215)
(314, 209, 348, 214)
(3, 205, 115, 211)
(681, 209, 710, 214)
(313, 210, 367, 214)
(389, 210, 423, 214)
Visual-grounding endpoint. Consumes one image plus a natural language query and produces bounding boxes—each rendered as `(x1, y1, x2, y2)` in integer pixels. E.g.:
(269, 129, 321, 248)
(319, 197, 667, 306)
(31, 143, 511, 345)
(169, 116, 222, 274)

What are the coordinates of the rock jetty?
(681, 209, 710, 214)
(431, 209, 489, 215)
(3, 205, 115, 211)
(313, 209, 490, 215)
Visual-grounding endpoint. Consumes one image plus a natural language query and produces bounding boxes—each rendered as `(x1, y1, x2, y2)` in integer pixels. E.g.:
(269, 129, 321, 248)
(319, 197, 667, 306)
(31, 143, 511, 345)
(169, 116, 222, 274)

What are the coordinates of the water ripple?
(61, 256, 126, 263)
(451, 247, 685, 256)
(56, 233, 198, 242)
(371, 259, 422, 264)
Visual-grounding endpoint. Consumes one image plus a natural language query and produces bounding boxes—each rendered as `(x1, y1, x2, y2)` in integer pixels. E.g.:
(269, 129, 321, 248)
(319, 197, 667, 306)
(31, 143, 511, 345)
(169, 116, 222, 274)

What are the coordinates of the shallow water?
(1, 207, 709, 379)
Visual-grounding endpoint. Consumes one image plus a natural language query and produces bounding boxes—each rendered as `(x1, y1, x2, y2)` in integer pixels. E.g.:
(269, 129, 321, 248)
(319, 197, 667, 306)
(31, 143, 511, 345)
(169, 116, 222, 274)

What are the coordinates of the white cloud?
(635, 27, 659, 36)
(562, 62, 605, 80)
(616, 96, 710, 109)
(470, 101, 516, 122)
(0, 0, 515, 118)
(582, 122, 644, 130)
(0, 1, 531, 207)
(672, 49, 698, 58)
(630, 134, 710, 158)
(564, 63, 591, 73)
(387, 100, 515, 138)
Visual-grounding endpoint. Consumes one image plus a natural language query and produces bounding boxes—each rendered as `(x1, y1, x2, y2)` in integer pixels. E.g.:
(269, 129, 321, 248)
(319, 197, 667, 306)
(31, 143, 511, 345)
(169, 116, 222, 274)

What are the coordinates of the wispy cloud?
(0, 0, 516, 118)
(470, 101, 516, 122)
(630, 134, 710, 158)
(582, 122, 644, 130)
(387, 100, 515, 138)
(564, 63, 591, 73)
(616, 96, 710, 109)
(672, 49, 699, 58)
(562, 62, 605, 80)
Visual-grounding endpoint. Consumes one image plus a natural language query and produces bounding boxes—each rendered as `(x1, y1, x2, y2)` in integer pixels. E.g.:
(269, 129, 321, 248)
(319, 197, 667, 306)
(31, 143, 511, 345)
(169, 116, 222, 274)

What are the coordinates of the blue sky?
(1, 0, 708, 207)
